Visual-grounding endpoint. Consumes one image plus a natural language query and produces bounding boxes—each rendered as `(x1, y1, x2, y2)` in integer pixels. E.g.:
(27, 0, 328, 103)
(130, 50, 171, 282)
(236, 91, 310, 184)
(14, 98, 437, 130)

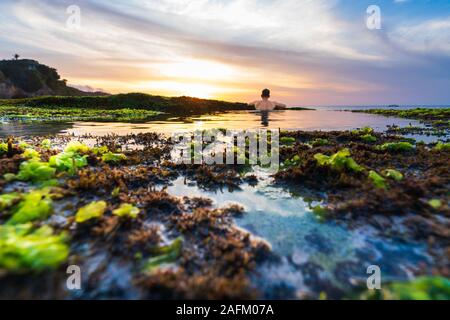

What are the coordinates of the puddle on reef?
(167, 167, 433, 299)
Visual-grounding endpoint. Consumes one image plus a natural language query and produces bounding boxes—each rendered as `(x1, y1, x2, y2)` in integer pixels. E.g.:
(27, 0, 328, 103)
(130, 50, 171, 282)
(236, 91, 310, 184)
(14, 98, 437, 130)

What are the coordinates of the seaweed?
(101, 152, 127, 164)
(0, 192, 21, 211)
(361, 276, 450, 300)
(49, 151, 88, 175)
(0, 223, 68, 272)
(41, 139, 51, 150)
(280, 137, 296, 146)
(384, 169, 403, 181)
(377, 142, 415, 153)
(22, 148, 40, 160)
(368, 170, 387, 189)
(361, 134, 377, 143)
(9, 160, 56, 183)
(64, 141, 90, 154)
(112, 203, 140, 219)
(0, 142, 9, 155)
(434, 142, 450, 152)
(352, 127, 374, 135)
(75, 200, 107, 223)
(428, 199, 442, 209)
(283, 155, 301, 167)
(311, 138, 329, 147)
(314, 149, 364, 172)
(7, 189, 53, 225)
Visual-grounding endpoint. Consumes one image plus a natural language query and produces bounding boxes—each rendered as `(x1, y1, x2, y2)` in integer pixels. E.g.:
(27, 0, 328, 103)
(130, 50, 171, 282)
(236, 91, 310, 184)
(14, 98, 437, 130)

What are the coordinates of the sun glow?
(138, 81, 223, 99)
(156, 59, 237, 81)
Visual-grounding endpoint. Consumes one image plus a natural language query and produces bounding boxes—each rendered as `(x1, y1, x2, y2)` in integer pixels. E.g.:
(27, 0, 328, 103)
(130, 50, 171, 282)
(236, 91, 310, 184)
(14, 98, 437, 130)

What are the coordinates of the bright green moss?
(311, 138, 329, 147)
(0, 223, 68, 272)
(377, 142, 415, 152)
(0, 193, 21, 211)
(112, 203, 140, 219)
(41, 139, 51, 149)
(369, 170, 387, 189)
(384, 169, 403, 181)
(314, 149, 364, 172)
(18, 141, 31, 150)
(434, 142, 450, 152)
(7, 189, 53, 225)
(49, 151, 88, 175)
(352, 127, 374, 135)
(11, 160, 56, 183)
(280, 137, 296, 146)
(361, 134, 377, 143)
(22, 148, 40, 160)
(64, 141, 90, 154)
(0, 142, 8, 155)
(92, 145, 109, 156)
(75, 200, 107, 223)
(428, 199, 442, 209)
(283, 155, 301, 167)
(362, 276, 450, 300)
(101, 152, 127, 164)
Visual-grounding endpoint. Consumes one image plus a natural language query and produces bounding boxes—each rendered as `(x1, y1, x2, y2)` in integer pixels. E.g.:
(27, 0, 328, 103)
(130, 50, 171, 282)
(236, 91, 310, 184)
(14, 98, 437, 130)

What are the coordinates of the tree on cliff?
(13, 54, 20, 60)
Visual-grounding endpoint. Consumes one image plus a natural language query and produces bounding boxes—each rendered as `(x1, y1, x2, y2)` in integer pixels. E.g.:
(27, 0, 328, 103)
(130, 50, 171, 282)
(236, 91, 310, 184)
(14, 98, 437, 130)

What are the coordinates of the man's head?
(261, 88, 270, 99)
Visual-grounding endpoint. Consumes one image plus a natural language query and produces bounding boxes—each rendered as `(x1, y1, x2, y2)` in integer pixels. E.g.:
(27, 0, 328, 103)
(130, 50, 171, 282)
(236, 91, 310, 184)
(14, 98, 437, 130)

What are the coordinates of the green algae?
(75, 200, 107, 223)
(280, 137, 296, 146)
(64, 141, 90, 154)
(311, 138, 329, 147)
(314, 149, 364, 172)
(41, 139, 51, 149)
(0, 193, 21, 211)
(22, 148, 40, 160)
(283, 155, 301, 167)
(0, 142, 8, 155)
(101, 152, 127, 164)
(7, 189, 53, 225)
(368, 170, 387, 189)
(361, 134, 377, 143)
(384, 169, 403, 181)
(112, 203, 140, 219)
(434, 142, 450, 152)
(352, 127, 374, 135)
(377, 142, 415, 153)
(92, 145, 109, 156)
(362, 276, 450, 300)
(428, 199, 442, 209)
(49, 151, 88, 175)
(0, 223, 68, 272)
(11, 160, 56, 183)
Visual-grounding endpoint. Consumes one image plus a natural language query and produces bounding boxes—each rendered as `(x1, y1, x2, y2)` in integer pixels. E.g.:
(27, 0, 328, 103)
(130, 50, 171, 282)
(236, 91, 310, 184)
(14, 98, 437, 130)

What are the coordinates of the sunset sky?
(1, 0, 450, 105)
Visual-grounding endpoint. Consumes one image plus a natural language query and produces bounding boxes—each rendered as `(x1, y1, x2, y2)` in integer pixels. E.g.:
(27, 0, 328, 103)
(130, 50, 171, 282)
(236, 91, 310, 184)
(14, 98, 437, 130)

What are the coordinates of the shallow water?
(167, 168, 432, 298)
(0, 110, 424, 137)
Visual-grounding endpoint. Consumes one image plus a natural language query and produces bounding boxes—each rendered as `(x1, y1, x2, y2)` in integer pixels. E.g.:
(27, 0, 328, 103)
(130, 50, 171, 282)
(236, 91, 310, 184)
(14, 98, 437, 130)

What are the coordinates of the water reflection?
(1, 110, 442, 143)
(167, 171, 431, 298)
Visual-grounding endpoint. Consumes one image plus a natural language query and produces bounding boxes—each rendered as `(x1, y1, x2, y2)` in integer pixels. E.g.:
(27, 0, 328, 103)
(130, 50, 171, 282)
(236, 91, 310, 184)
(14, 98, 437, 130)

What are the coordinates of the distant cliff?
(0, 59, 107, 99)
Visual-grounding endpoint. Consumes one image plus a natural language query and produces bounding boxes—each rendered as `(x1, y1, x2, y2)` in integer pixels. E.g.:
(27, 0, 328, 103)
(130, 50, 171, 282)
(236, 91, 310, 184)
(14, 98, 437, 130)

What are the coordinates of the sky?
(0, 0, 449, 106)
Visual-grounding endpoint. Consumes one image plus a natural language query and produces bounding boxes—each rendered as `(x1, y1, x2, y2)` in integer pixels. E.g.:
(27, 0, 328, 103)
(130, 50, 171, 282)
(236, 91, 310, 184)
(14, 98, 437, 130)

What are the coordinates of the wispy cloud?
(0, 0, 449, 105)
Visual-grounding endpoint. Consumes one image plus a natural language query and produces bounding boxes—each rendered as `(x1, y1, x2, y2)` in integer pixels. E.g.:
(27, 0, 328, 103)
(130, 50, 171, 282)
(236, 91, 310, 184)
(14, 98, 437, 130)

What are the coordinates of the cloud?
(389, 17, 450, 56)
(0, 0, 449, 105)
